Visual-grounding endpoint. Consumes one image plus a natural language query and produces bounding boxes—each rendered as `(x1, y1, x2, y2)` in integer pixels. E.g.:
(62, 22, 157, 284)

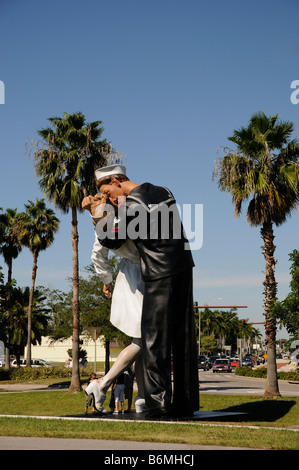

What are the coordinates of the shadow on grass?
(206, 399, 297, 423)
(48, 378, 90, 389)
(48, 381, 71, 389)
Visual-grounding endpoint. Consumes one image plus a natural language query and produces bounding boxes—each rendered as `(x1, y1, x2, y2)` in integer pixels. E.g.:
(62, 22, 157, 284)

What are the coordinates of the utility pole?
(194, 302, 200, 354)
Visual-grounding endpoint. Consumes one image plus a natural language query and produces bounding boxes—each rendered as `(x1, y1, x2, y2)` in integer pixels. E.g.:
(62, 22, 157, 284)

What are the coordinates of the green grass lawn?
(0, 390, 298, 449)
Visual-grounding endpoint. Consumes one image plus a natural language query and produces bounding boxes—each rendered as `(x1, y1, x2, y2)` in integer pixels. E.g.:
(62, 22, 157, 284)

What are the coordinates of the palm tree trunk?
(69, 206, 81, 393)
(26, 251, 38, 367)
(4, 258, 12, 370)
(261, 222, 280, 397)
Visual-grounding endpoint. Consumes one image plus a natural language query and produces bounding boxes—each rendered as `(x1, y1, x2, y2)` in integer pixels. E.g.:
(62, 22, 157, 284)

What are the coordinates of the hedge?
(235, 366, 299, 381)
(0, 366, 91, 381)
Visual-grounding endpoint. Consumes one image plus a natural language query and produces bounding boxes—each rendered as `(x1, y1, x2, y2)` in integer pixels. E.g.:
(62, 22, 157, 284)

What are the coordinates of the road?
(0, 369, 298, 396)
(198, 368, 299, 396)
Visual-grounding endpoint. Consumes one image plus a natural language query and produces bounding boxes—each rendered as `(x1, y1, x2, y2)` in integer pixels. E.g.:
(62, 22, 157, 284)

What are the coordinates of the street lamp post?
(94, 329, 97, 374)
(87, 327, 101, 374)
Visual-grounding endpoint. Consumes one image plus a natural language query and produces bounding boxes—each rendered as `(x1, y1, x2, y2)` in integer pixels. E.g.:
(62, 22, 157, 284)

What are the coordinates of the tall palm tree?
(214, 111, 299, 396)
(32, 112, 107, 392)
(0, 208, 22, 369)
(16, 199, 59, 367)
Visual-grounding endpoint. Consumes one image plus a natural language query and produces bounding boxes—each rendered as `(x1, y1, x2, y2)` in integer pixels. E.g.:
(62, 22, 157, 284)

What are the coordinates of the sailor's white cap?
(95, 164, 127, 182)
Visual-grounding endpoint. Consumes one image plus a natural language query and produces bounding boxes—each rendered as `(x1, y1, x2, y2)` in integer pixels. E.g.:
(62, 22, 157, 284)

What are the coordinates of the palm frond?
(31, 112, 109, 213)
(215, 111, 299, 226)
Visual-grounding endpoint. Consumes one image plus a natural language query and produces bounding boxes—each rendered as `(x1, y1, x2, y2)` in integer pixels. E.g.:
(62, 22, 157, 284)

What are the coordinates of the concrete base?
(66, 410, 246, 422)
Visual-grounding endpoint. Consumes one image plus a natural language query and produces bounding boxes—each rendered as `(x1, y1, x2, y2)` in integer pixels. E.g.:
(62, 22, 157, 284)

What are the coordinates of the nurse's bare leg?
(100, 339, 142, 394)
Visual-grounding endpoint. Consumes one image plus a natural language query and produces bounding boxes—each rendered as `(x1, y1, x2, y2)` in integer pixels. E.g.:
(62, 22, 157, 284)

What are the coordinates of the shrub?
(235, 366, 267, 378)
(0, 365, 94, 382)
(10, 366, 73, 380)
(235, 366, 299, 381)
(277, 371, 299, 381)
(0, 367, 73, 381)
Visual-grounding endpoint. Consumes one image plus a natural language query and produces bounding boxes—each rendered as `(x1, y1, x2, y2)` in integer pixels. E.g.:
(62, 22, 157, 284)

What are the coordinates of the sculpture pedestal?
(67, 410, 246, 421)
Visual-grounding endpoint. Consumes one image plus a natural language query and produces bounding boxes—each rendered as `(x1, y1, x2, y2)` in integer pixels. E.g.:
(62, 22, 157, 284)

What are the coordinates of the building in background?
(23, 336, 122, 366)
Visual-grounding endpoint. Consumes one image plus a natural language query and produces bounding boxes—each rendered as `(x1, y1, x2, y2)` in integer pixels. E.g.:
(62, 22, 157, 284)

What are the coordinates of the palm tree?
(250, 327, 262, 355)
(217, 310, 239, 351)
(9, 286, 49, 366)
(0, 208, 22, 369)
(16, 199, 59, 367)
(214, 111, 299, 396)
(201, 308, 223, 337)
(238, 320, 260, 355)
(31, 112, 107, 392)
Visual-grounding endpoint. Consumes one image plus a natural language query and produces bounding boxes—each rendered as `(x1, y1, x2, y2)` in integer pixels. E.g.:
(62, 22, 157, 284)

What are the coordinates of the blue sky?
(1, 0, 299, 340)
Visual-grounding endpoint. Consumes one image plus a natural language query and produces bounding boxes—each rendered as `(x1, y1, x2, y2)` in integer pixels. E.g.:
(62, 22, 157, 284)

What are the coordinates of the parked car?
(11, 359, 26, 367)
(241, 357, 253, 367)
(11, 358, 55, 367)
(207, 356, 219, 369)
(212, 358, 232, 373)
(197, 355, 209, 370)
(230, 358, 240, 369)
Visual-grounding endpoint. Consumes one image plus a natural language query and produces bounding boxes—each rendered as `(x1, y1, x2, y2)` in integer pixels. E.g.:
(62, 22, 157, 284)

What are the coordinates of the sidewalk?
(0, 382, 68, 392)
(0, 435, 261, 451)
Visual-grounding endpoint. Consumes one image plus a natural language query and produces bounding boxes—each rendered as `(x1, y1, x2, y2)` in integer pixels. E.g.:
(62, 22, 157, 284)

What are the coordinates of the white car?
(11, 358, 54, 367)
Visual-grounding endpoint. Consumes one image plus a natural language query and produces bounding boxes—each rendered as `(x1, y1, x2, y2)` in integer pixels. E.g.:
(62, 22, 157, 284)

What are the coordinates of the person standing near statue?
(95, 164, 199, 418)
